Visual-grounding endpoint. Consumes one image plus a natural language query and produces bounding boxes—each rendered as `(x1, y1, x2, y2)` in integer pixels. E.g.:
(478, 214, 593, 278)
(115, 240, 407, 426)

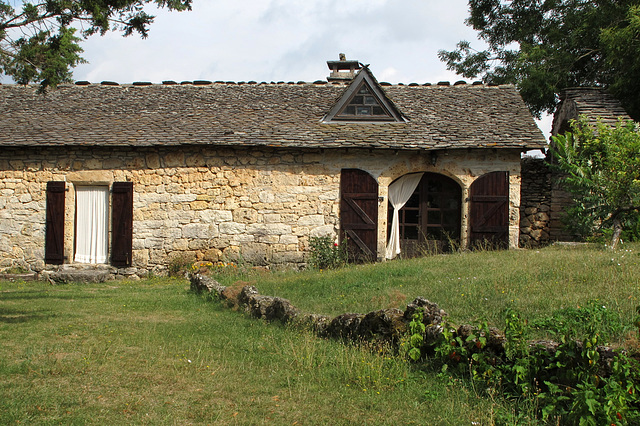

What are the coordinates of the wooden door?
(469, 171, 509, 248)
(340, 169, 378, 262)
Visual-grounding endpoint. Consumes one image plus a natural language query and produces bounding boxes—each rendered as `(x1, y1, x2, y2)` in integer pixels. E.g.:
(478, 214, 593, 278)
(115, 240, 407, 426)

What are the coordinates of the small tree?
(550, 117, 640, 248)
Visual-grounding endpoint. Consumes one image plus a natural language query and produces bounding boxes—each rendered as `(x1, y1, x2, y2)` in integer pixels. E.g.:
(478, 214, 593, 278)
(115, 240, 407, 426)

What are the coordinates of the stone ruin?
(190, 273, 446, 346)
(190, 273, 621, 376)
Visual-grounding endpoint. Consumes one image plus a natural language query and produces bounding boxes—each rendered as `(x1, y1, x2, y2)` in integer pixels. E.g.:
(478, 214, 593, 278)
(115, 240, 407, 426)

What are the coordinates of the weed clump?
(417, 304, 640, 425)
(308, 235, 347, 270)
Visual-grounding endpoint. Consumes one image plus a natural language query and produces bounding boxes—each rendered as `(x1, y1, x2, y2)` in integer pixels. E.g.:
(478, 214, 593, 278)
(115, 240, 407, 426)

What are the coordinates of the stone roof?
(0, 80, 545, 150)
(552, 87, 632, 135)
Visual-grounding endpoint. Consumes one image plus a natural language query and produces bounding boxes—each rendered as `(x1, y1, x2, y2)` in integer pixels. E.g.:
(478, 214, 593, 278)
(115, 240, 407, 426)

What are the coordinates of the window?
(322, 67, 407, 123)
(337, 83, 393, 119)
(45, 181, 133, 267)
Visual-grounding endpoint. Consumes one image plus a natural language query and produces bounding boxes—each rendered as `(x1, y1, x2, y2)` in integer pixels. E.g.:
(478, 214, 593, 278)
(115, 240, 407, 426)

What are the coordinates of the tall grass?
(221, 243, 640, 344)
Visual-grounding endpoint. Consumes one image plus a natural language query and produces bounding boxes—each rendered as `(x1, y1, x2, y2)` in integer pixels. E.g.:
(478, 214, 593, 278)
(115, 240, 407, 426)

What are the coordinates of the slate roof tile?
(552, 87, 632, 135)
(0, 82, 545, 150)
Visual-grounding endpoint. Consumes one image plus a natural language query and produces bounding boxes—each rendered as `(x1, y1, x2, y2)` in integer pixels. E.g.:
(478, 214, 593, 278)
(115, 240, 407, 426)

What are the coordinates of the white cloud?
(72, 0, 482, 84)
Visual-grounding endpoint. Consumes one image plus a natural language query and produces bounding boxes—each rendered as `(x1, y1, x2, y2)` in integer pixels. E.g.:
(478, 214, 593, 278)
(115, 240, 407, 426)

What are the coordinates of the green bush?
(424, 305, 640, 425)
(308, 235, 347, 270)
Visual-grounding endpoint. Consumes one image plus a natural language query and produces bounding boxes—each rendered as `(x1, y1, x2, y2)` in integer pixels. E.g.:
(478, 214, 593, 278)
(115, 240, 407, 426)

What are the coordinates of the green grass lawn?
(233, 242, 640, 345)
(1, 242, 639, 424)
(0, 278, 499, 425)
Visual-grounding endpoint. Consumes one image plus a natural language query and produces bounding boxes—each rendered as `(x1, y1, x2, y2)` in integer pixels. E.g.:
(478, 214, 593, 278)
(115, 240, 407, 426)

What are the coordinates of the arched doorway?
(388, 173, 461, 257)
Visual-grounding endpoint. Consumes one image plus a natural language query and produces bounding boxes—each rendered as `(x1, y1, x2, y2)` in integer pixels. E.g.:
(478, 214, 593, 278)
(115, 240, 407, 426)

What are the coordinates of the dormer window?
(323, 66, 407, 123)
(339, 83, 392, 119)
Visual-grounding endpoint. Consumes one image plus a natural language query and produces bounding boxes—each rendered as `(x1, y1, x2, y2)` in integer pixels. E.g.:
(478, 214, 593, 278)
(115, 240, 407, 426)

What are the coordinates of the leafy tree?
(0, 0, 192, 90)
(439, 0, 640, 120)
(550, 117, 640, 248)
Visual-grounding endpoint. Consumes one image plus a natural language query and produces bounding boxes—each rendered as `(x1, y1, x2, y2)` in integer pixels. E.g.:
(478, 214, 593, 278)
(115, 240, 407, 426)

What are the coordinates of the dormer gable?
(323, 67, 407, 123)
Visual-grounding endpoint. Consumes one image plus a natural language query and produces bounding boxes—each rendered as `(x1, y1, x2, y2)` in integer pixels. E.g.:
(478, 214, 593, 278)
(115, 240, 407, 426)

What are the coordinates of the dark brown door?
(469, 171, 509, 248)
(111, 182, 134, 267)
(340, 169, 378, 262)
(45, 181, 66, 264)
(389, 173, 461, 256)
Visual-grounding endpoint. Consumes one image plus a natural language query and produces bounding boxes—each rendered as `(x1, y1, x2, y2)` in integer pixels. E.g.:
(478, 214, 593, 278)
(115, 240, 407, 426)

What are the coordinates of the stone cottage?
(519, 87, 633, 246)
(0, 58, 545, 276)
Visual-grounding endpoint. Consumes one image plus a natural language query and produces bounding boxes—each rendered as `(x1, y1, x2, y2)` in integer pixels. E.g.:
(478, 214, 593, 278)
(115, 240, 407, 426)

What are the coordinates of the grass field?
(1, 242, 639, 424)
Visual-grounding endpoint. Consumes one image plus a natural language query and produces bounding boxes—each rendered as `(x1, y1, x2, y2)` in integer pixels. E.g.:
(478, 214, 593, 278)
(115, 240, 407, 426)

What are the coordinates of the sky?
(11, 0, 554, 140)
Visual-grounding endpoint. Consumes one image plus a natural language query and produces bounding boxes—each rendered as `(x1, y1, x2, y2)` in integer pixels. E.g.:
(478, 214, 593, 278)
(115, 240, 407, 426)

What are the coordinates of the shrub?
(308, 235, 347, 270)
(167, 254, 194, 277)
(423, 305, 640, 425)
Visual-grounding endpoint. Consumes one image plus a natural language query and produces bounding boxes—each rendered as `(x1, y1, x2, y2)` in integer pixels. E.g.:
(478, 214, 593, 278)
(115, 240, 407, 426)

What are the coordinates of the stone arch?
(387, 172, 462, 257)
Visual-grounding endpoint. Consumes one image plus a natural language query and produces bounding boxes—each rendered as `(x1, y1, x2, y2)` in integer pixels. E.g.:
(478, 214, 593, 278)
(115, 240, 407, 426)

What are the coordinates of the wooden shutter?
(111, 182, 133, 267)
(339, 169, 378, 262)
(469, 171, 509, 248)
(45, 181, 66, 264)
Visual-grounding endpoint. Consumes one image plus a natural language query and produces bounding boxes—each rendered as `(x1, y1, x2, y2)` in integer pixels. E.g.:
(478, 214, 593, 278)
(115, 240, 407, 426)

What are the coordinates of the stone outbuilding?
(519, 87, 633, 246)
(0, 58, 546, 276)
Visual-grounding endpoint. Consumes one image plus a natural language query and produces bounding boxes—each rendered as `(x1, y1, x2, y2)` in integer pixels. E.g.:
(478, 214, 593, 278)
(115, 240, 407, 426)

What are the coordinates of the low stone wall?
(190, 273, 447, 345)
(190, 273, 619, 375)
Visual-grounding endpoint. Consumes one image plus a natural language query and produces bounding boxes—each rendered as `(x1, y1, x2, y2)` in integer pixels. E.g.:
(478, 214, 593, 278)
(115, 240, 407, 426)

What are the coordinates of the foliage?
(530, 300, 628, 343)
(550, 117, 640, 248)
(406, 309, 425, 361)
(167, 253, 194, 276)
(191, 260, 240, 277)
(0, 0, 191, 90)
(438, 0, 640, 119)
(428, 305, 640, 425)
(308, 235, 347, 270)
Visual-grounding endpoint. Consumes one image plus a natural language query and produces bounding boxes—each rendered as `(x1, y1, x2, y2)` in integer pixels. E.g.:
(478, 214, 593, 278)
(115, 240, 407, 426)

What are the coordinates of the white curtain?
(75, 186, 109, 264)
(385, 173, 424, 259)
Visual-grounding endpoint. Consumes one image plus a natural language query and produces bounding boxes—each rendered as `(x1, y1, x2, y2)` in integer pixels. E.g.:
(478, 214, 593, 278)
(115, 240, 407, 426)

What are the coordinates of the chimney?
(327, 53, 361, 82)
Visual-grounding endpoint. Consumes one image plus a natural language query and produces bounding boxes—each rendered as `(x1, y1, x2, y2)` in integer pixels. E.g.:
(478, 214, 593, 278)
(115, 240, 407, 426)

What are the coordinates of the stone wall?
(548, 174, 579, 242)
(0, 145, 523, 275)
(519, 158, 551, 247)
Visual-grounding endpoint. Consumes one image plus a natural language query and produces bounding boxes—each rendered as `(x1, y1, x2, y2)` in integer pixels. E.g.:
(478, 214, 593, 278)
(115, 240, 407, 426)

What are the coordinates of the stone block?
(259, 191, 275, 203)
(535, 212, 549, 222)
(50, 269, 111, 284)
(280, 235, 298, 245)
(233, 208, 258, 223)
(181, 223, 213, 239)
(247, 223, 291, 236)
(170, 193, 197, 203)
(298, 214, 324, 226)
(310, 225, 335, 237)
(219, 222, 246, 235)
(199, 210, 233, 223)
(256, 235, 280, 244)
(263, 213, 282, 223)
(164, 152, 185, 167)
(190, 201, 209, 211)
